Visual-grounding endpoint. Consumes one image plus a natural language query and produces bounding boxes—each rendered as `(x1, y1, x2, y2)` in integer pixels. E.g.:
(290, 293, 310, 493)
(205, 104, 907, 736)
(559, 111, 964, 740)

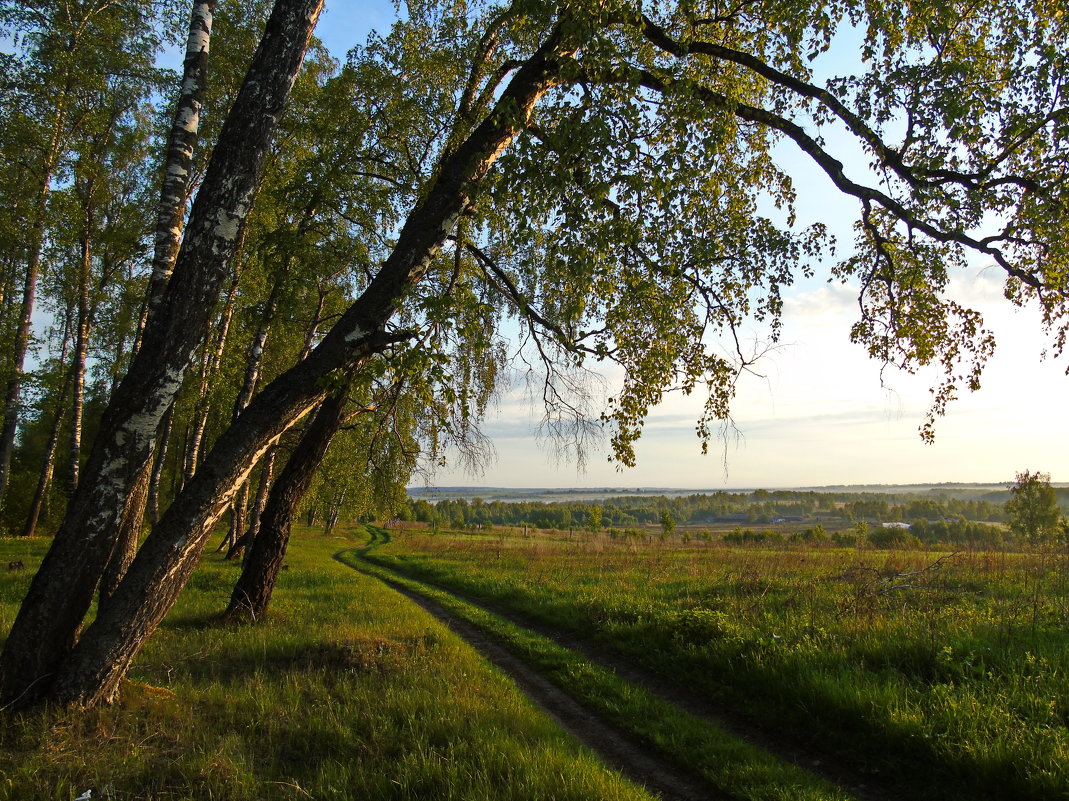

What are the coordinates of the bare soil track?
(336, 547, 904, 801)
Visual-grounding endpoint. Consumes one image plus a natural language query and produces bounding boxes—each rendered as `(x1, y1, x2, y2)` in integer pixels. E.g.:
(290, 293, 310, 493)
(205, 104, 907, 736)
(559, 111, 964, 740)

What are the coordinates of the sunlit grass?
(345, 544, 858, 801)
(367, 529, 1069, 801)
(0, 530, 653, 801)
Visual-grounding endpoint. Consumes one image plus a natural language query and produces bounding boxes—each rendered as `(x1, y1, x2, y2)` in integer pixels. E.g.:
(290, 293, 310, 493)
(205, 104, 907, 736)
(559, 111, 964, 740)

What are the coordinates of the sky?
(313, 2, 1069, 489)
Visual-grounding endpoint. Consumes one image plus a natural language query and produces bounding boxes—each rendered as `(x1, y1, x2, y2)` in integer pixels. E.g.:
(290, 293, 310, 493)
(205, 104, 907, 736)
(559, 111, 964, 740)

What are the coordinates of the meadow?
(0, 530, 652, 801)
(2, 523, 1065, 800)
(363, 527, 1069, 801)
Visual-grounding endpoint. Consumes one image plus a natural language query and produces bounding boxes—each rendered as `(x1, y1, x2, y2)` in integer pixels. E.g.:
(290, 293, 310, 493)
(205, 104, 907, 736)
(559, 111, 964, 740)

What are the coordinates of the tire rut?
(338, 553, 723, 801)
(346, 541, 908, 801)
(391, 574, 897, 801)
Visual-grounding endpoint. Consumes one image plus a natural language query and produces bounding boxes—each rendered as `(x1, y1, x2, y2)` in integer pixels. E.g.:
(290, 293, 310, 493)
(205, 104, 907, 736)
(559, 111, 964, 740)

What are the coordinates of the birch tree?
(0, 0, 327, 706)
(2, 0, 1067, 710)
(0, 0, 163, 506)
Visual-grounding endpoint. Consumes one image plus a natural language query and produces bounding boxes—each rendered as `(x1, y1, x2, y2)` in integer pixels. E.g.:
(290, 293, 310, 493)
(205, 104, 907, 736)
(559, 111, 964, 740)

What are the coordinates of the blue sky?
(315, 2, 1068, 489)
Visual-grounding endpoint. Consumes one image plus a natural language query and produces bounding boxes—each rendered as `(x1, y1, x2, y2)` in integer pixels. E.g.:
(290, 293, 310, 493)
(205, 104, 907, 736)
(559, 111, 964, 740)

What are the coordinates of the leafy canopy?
(1005, 470, 1064, 545)
(354, 0, 1067, 464)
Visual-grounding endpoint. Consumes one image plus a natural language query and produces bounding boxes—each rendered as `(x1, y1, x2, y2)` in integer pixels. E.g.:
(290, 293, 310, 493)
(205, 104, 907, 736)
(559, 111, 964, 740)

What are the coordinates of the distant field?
(365, 528, 1069, 801)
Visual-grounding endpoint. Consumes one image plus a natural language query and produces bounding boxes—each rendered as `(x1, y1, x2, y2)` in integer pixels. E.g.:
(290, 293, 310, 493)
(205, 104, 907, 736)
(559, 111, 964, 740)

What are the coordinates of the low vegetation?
(0, 531, 652, 801)
(365, 528, 1069, 801)
(398, 484, 1069, 549)
(343, 530, 857, 801)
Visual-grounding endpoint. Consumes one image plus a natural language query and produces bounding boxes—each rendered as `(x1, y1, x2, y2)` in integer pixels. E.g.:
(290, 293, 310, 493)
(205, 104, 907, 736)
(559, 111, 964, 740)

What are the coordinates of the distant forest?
(391, 488, 1069, 548)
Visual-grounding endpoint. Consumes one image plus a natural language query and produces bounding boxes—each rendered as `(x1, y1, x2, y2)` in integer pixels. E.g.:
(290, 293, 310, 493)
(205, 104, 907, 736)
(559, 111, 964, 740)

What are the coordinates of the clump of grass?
(0, 531, 654, 801)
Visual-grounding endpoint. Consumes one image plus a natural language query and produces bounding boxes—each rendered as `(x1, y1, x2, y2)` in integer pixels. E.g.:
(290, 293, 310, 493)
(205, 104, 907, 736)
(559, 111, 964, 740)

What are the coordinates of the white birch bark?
(0, 0, 327, 707)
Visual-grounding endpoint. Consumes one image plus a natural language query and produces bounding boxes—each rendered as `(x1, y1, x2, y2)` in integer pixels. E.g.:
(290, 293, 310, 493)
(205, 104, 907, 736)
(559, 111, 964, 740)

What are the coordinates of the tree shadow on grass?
(137, 631, 441, 685)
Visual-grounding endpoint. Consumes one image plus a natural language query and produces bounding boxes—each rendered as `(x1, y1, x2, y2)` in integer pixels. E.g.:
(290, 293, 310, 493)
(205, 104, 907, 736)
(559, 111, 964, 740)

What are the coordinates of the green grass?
(0, 529, 654, 801)
(365, 528, 1069, 801)
(342, 532, 856, 801)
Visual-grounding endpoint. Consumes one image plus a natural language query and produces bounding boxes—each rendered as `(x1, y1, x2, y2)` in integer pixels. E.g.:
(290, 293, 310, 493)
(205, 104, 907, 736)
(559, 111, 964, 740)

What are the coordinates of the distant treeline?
(393, 489, 1063, 531)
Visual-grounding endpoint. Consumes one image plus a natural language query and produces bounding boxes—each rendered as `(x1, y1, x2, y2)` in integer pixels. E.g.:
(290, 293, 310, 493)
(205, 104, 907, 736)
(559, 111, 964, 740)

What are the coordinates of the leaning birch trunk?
(100, 0, 217, 599)
(97, 466, 151, 609)
(0, 0, 325, 707)
(225, 392, 347, 620)
(43, 26, 575, 708)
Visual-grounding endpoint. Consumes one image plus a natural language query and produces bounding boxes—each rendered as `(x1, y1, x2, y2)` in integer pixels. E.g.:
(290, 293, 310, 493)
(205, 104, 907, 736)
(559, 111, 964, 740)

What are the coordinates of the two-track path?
(336, 539, 901, 801)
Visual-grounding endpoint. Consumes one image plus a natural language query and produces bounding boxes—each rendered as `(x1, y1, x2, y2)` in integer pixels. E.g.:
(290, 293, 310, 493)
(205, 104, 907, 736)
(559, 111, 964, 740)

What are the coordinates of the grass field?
(3, 525, 1065, 800)
(343, 532, 858, 801)
(0, 529, 654, 801)
(363, 528, 1069, 801)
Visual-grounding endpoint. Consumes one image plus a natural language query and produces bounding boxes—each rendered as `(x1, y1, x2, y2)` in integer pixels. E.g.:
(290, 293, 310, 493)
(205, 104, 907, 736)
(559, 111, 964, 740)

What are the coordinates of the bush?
(832, 531, 862, 547)
(790, 524, 829, 544)
(869, 526, 923, 549)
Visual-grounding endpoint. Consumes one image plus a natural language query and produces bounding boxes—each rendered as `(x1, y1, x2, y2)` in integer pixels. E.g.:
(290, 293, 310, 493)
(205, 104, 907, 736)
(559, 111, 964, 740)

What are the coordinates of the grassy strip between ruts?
(0, 529, 655, 801)
(340, 535, 859, 801)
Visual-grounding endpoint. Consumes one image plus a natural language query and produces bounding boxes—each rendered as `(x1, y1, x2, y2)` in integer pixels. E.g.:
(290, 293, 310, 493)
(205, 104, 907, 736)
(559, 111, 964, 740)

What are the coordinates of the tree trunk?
(245, 445, 277, 552)
(0, 0, 325, 707)
(22, 308, 76, 538)
(146, 404, 174, 524)
(112, 1, 216, 594)
(12, 15, 573, 709)
(324, 491, 344, 536)
(67, 199, 94, 497)
(225, 391, 347, 621)
(226, 482, 250, 554)
(99, 400, 171, 610)
(0, 185, 51, 507)
(22, 399, 68, 539)
(132, 0, 216, 357)
(0, 79, 70, 507)
(185, 272, 241, 481)
(224, 273, 279, 555)
(225, 444, 276, 560)
(97, 465, 150, 609)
